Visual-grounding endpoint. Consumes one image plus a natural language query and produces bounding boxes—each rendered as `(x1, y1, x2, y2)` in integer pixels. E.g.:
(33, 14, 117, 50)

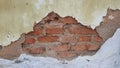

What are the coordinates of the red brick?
(87, 44, 100, 51)
(45, 22, 64, 28)
(22, 48, 30, 52)
(27, 29, 42, 36)
(23, 37, 36, 45)
(79, 36, 91, 42)
(53, 44, 68, 52)
(27, 31, 35, 35)
(46, 27, 64, 34)
(33, 25, 43, 35)
(59, 35, 78, 43)
(69, 25, 97, 35)
(34, 29, 42, 35)
(29, 47, 46, 54)
(71, 45, 87, 51)
(61, 16, 78, 24)
(93, 36, 103, 42)
(38, 36, 58, 42)
(58, 51, 76, 58)
(44, 12, 60, 22)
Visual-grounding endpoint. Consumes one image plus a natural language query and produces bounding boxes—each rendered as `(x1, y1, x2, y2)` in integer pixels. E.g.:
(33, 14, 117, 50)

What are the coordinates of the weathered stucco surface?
(0, 0, 120, 46)
(96, 9, 120, 41)
(0, 9, 120, 60)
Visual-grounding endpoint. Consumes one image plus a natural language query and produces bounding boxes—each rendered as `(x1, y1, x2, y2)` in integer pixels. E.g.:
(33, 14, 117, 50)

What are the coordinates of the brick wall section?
(1, 9, 120, 60)
(21, 12, 103, 59)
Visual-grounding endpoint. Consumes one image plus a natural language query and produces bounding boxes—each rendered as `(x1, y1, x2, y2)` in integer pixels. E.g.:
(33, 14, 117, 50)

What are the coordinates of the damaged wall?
(21, 12, 103, 59)
(0, 12, 103, 60)
(96, 9, 120, 41)
(0, 0, 120, 46)
(0, 9, 120, 60)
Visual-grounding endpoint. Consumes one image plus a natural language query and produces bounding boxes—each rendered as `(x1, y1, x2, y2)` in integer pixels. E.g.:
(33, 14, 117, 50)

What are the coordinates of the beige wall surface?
(0, 0, 120, 46)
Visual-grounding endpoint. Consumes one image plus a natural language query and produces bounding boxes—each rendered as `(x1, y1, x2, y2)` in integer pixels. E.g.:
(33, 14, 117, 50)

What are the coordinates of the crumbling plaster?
(0, 0, 120, 46)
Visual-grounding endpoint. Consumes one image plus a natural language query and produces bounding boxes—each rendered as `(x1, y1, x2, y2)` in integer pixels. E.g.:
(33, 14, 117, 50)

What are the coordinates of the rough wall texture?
(96, 9, 120, 41)
(21, 12, 103, 60)
(1, 0, 120, 46)
(0, 9, 120, 60)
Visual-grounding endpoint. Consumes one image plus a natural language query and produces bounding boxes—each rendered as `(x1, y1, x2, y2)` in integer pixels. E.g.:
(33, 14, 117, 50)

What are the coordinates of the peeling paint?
(0, 0, 120, 46)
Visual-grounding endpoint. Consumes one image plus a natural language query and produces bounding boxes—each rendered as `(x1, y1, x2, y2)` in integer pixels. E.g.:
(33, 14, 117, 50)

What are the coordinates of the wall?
(21, 12, 103, 59)
(0, 9, 120, 60)
(0, 0, 120, 46)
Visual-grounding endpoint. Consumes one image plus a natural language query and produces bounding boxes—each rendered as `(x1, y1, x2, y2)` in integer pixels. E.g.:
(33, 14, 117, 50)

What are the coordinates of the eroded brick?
(87, 44, 100, 51)
(57, 51, 76, 58)
(59, 35, 78, 43)
(61, 16, 78, 24)
(38, 36, 58, 42)
(23, 37, 36, 45)
(69, 25, 97, 35)
(29, 47, 46, 54)
(53, 44, 69, 52)
(93, 36, 103, 42)
(34, 29, 43, 35)
(46, 27, 64, 34)
(71, 45, 87, 51)
(79, 36, 91, 42)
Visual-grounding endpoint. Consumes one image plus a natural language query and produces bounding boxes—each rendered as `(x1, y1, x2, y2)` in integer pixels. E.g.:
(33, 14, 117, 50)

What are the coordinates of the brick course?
(38, 36, 58, 42)
(53, 44, 69, 52)
(46, 27, 64, 34)
(29, 47, 46, 54)
(23, 37, 36, 45)
(21, 12, 103, 59)
(79, 36, 91, 42)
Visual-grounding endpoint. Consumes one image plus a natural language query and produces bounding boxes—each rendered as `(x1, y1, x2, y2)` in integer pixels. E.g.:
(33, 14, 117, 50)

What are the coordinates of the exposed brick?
(27, 29, 42, 36)
(45, 22, 64, 28)
(29, 47, 46, 54)
(44, 11, 60, 22)
(59, 35, 78, 43)
(53, 44, 68, 52)
(69, 25, 97, 35)
(38, 36, 58, 42)
(22, 48, 30, 52)
(58, 51, 76, 58)
(34, 29, 43, 35)
(46, 27, 64, 34)
(87, 44, 100, 51)
(27, 31, 35, 35)
(23, 37, 36, 45)
(71, 45, 87, 51)
(79, 36, 91, 42)
(61, 16, 78, 24)
(2, 11, 116, 60)
(93, 36, 103, 42)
